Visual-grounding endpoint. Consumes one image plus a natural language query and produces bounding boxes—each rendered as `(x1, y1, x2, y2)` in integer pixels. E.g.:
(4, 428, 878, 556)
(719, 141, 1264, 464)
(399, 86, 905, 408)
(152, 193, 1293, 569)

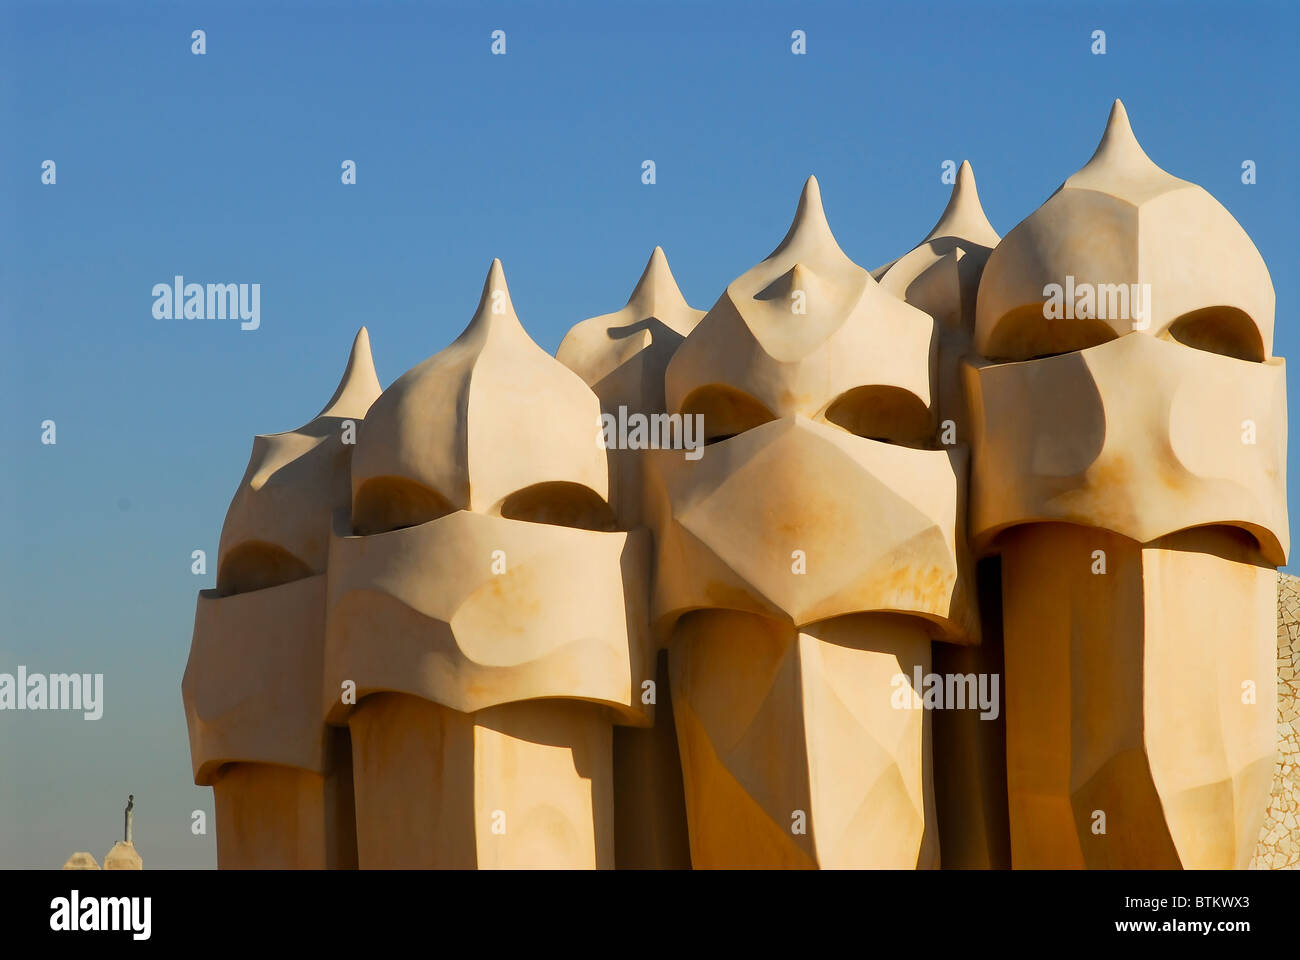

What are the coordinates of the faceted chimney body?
(645, 177, 977, 868)
(182, 327, 379, 869)
(966, 101, 1285, 869)
(325, 260, 652, 868)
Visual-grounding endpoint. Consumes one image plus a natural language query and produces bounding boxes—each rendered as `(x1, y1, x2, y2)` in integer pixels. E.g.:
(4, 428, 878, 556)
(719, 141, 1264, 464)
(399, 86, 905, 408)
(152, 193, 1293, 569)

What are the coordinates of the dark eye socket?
(217, 541, 313, 596)
(679, 385, 776, 445)
(823, 385, 936, 448)
(983, 304, 1117, 362)
(1165, 307, 1264, 362)
(499, 482, 616, 531)
(352, 476, 454, 536)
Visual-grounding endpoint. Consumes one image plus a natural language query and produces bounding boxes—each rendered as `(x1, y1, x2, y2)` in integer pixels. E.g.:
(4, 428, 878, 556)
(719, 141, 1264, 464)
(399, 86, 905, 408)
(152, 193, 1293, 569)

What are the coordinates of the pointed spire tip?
(627, 243, 689, 311)
(315, 322, 380, 420)
(1083, 96, 1156, 171)
(466, 255, 525, 337)
(482, 257, 510, 295)
(922, 157, 999, 246)
(788, 175, 829, 235)
(1105, 99, 1133, 136)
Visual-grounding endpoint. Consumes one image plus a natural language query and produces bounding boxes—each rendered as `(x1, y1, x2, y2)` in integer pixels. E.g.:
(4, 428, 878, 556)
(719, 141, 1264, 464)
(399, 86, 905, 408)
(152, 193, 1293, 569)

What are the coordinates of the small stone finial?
(1078, 98, 1158, 175)
(625, 246, 694, 319)
(794, 175, 826, 227)
(768, 175, 839, 260)
(124, 794, 134, 844)
(924, 160, 1000, 248)
(469, 258, 521, 332)
(314, 326, 383, 421)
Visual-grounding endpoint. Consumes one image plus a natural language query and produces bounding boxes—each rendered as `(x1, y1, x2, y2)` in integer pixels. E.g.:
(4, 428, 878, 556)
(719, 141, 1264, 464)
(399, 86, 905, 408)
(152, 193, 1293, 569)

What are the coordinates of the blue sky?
(1, 0, 1296, 868)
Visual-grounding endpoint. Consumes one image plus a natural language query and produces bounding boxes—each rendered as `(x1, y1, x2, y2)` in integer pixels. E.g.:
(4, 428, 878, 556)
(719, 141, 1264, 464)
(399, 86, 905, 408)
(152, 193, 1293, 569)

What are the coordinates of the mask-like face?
(966, 101, 1286, 868)
(652, 180, 975, 639)
(967, 333, 1285, 560)
(646, 178, 977, 868)
(182, 327, 379, 869)
(970, 101, 1286, 562)
(652, 415, 971, 630)
(323, 260, 652, 869)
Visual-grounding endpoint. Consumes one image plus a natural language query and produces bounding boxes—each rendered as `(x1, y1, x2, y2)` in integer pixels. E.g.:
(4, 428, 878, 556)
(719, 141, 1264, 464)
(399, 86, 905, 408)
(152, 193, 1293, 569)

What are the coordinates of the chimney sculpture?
(184, 104, 1289, 870)
(966, 101, 1287, 868)
(557, 249, 701, 867)
(182, 328, 379, 868)
(645, 178, 979, 867)
(324, 261, 653, 868)
(875, 163, 1011, 868)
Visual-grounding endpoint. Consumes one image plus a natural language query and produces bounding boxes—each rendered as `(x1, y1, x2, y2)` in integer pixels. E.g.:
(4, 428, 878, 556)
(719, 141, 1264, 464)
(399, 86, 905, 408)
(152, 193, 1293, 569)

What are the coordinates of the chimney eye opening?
(679, 384, 777, 446)
(1164, 306, 1265, 363)
(352, 476, 455, 536)
(497, 482, 617, 532)
(822, 385, 937, 449)
(216, 541, 313, 596)
(983, 304, 1118, 362)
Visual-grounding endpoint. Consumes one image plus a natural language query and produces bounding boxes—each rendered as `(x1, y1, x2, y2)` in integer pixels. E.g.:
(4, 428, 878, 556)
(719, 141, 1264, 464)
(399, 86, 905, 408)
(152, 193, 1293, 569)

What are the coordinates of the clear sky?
(1, 0, 1296, 868)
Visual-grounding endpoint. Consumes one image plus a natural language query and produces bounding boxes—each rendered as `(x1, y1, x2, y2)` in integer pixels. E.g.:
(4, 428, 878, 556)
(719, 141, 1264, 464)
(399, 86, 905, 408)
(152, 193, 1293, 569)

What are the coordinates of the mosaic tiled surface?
(1251, 573, 1300, 869)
